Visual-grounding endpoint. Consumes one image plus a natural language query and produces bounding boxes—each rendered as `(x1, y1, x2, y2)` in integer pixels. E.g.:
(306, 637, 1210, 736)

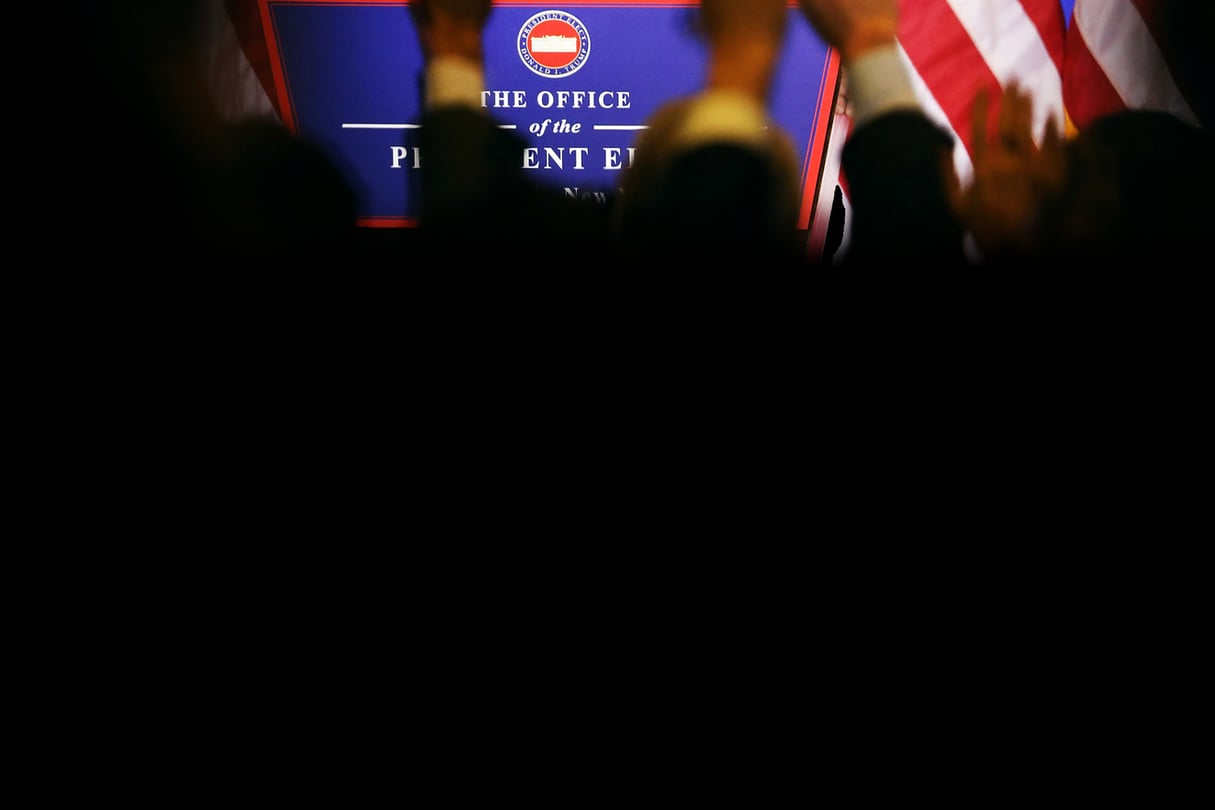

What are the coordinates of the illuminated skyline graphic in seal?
(518, 10, 591, 78)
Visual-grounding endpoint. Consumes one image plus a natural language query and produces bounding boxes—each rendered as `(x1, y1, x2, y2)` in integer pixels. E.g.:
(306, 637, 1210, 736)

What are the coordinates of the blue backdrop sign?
(259, 0, 840, 228)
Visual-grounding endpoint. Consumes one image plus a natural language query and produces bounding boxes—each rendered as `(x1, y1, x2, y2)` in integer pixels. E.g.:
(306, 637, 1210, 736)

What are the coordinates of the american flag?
(204, 1, 1208, 258)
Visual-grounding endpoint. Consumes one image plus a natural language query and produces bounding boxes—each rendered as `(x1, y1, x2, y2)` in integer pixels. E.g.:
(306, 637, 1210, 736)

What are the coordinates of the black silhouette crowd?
(79, 0, 1214, 270)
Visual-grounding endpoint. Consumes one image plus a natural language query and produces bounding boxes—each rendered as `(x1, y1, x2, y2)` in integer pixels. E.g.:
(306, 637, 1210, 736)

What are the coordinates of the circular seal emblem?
(518, 10, 590, 78)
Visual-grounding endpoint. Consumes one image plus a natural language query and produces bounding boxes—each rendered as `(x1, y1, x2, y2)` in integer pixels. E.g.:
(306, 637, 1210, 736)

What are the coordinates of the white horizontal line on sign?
(339, 123, 518, 130)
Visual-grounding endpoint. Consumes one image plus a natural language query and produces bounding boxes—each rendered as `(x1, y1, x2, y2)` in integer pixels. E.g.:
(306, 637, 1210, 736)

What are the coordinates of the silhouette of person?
(797, 0, 970, 268)
(952, 82, 1214, 267)
(409, 0, 617, 266)
(77, 0, 360, 268)
(614, 0, 807, 268)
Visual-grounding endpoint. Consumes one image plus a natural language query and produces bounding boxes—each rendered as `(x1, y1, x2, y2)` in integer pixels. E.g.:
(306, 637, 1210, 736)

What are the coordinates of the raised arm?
(410, 0, 491, 64)
(409, 0, 616, 262)
(796, 0, 898, 64)
(699, 0, 788, 102)
(797, 0, 969, 266)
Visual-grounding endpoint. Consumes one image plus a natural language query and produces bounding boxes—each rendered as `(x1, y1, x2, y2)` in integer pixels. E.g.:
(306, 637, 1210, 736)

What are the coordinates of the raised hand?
(411, 0, 492, 26)
(796, 0, 899, 62)
(950, 83, 1067, 260)
(700, 0, 786, 42)
(410, 0, 493, 62)
(699, 0, 789, 100)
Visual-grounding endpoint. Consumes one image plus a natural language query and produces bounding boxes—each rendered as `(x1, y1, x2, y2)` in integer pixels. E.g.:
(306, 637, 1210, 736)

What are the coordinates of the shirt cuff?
(425, 56, 485, 112)
(669, 90, 771, 150)
(845, 44, 921, 127)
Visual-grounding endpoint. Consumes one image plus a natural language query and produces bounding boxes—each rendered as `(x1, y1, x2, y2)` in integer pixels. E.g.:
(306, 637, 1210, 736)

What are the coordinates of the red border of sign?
(258, 0, 842, 245)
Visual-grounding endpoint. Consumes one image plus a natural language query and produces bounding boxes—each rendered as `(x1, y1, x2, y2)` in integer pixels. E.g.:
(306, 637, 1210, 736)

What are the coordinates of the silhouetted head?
(1158, 2, 1214, 129)
(1044, 110, 1215, 264)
